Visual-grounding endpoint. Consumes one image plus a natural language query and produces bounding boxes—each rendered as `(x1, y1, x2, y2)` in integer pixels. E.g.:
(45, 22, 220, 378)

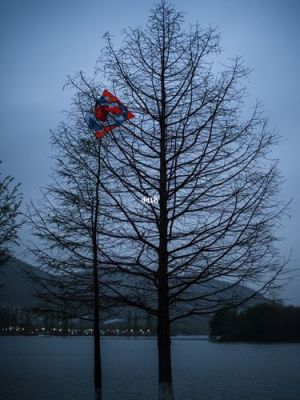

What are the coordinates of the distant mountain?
(0, 258, 266, 335)
(0, 257, 45, 308)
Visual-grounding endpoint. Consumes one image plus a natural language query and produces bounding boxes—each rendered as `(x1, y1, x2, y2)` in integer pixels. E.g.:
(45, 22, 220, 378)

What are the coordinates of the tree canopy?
(0, 161, 22, 266)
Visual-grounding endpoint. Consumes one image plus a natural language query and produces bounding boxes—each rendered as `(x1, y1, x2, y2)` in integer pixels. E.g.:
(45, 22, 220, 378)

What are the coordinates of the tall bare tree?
(27, 76, 113, 400)
(27, 1, 287, 399)
(93, 1, 288, 399)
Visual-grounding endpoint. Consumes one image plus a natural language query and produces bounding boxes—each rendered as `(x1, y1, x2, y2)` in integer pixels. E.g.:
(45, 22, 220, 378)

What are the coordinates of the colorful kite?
(87, 90, 134, 138)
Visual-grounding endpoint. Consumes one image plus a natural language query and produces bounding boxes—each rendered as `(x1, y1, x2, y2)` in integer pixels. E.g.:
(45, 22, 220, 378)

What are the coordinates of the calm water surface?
(0, 336, 299, 400)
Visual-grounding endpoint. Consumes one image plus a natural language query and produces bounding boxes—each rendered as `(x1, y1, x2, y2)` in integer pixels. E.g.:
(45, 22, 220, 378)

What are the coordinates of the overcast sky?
(0, 0, 299, 304)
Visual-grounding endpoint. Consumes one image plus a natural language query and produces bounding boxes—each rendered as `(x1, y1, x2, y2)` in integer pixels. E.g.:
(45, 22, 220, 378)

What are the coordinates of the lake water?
(0, 336, 299, 400)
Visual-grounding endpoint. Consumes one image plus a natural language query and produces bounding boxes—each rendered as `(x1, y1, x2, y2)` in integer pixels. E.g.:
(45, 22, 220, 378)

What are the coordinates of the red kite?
(87, 90, 134, 138)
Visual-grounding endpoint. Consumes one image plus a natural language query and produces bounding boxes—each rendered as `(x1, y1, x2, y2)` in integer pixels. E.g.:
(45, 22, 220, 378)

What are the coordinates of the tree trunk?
(157, 303, 174, 400)
(93, 141, 102, 400)
(157, 41, 174, 397)
(93, 226, 102, 400)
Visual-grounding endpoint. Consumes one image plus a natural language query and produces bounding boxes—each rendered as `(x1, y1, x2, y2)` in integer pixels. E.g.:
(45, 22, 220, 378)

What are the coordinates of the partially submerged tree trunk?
(27, 91, 109, 400)
(92, 142, 102, 400)
(157, 38, 174, 398)
(157, 300, 173, 400)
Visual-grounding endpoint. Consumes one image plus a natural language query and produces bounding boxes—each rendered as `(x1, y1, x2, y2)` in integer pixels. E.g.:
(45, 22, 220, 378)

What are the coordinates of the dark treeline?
(210, 303, 300, 342)
(0, 305, 91, 336)
(0, 305, 157, 336)
(0, 304, 208, 336)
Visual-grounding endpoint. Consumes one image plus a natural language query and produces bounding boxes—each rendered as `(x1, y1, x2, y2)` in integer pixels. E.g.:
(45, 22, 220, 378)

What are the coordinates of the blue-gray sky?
(1, 0, 299, 304)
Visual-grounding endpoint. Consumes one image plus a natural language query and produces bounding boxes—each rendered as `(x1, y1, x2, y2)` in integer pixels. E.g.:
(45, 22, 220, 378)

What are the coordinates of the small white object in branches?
(141, 196, 159, 204)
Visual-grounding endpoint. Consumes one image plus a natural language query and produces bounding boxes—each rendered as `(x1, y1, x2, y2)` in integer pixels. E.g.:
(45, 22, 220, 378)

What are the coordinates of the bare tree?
(27, 1, 288, 399)
(92, 1, 288, 399)
(0, 161, 23, 267)
(27, 76, 114, 400)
